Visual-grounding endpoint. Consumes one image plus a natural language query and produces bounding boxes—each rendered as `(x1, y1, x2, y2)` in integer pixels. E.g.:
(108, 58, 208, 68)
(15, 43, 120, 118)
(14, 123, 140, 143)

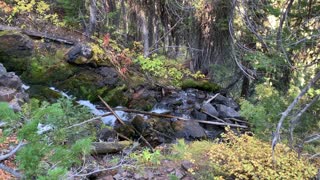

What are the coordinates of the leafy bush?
(170, 129, 318, 179)
(240, 83, 287, 138)
(9, 0, 64, 27)
(131, 149, 162, 166)
(1, 98, 97, 179)
(134, 55, 205, 86)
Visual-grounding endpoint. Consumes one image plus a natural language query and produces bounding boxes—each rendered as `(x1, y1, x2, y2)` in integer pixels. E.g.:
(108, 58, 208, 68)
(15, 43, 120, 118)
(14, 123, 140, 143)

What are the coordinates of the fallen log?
(91, 141, 131, 154)
(0, 25, 75, 45)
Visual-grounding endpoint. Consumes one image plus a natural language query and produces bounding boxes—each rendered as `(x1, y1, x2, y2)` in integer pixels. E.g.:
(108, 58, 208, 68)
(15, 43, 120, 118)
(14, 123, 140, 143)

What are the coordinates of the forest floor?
(0, 130, 18, 179)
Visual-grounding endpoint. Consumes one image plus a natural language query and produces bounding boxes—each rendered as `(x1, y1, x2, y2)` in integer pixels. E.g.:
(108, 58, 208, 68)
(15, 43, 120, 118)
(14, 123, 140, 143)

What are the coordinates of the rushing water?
(48, 87, 129, 125)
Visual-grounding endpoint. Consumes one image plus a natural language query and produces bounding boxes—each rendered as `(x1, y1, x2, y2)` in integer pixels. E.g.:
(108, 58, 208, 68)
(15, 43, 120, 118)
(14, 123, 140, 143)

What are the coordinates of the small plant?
(132, 149, 162, 165)
(1, 98, 97, 179)
(9, 0, 64, 27)
(134, 54, 206, 86)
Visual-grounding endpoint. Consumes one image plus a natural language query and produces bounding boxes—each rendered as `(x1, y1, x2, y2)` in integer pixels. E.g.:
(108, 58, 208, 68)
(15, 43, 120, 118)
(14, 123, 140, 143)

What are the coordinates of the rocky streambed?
(0, 28, 248, 148)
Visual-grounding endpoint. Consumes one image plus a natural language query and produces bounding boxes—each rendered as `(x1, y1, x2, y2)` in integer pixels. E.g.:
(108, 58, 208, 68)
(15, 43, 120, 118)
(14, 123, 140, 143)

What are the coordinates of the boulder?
(0, 31, 33, 57)
(191, 109, 207, 120)
(213, 94, 240, 110)
(64, 44, 93, 64)
(172, 120, 207, 140)
(216, 104, 240, 118)
(202, 103, 219, 117)
(94, 67, 119, 86)
(0, 63, 28, 111)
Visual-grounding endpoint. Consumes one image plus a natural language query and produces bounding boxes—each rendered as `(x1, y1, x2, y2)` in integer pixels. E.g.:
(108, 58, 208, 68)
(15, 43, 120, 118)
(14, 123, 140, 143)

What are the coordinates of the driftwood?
(111, 108, 248, 129)
(0, 25, 75, 45)
(91, 141, 131, 154)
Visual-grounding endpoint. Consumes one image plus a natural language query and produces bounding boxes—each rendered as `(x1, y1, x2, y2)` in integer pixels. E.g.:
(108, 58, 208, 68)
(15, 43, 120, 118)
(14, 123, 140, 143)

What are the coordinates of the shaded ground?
(0, 131, 18, 179)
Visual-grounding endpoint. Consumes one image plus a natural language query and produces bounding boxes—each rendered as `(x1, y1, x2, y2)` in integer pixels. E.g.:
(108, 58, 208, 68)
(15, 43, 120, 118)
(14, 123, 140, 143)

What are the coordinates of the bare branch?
(272, 71, 320, 152)
(0, 163, 22, 178)
(289, 95, 320, 147)
(304, 133, 320, 144)
(65, 113, 112, 130)
(0, 141, 26, 161)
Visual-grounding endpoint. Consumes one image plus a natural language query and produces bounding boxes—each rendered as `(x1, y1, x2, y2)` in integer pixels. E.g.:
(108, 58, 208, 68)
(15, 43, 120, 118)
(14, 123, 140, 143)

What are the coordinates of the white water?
(22, 83, 30, 90)
(77, 100, 128, 125)
(49, 87, 72, 99)
(47, 87, 130, 125)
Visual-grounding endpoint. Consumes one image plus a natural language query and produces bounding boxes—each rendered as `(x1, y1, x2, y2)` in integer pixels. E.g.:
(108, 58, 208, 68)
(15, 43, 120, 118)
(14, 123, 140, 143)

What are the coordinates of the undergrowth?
(0, 98, 97, 179)
(134, 54, 205, 86)
(132, 128, 318, 179)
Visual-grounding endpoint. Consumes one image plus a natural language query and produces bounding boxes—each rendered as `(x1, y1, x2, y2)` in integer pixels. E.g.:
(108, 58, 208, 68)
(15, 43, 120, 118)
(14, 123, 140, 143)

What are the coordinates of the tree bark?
(87, 0, 97, 36)
(141, 10, 149, 57)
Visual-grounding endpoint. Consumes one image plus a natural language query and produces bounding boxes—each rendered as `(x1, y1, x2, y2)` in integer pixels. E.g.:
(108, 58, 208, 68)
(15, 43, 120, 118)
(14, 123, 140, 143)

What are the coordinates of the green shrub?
(240, 83, 287, 138)
(134, 55, 206, 86)
(2, 98, 97, 179)
(170, 129, 318, 179)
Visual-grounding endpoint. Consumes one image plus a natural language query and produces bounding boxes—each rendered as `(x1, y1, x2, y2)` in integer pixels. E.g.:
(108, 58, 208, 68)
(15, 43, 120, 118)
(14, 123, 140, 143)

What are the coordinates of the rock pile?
(0, 63, 28, 111)
(108, 88, 248, 146)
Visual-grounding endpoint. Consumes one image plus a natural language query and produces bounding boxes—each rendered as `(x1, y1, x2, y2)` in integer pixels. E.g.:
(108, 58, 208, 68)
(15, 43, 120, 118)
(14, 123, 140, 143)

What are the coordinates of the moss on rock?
(181, 79, 221, 92)
(102, 85, 129, 107)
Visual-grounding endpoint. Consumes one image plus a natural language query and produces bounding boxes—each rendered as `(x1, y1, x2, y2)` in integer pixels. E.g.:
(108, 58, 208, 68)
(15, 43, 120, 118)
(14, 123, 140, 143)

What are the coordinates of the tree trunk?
(121, 0, 128, 41)
(87, 0, 97, 36)
(141, 10, 149, 57)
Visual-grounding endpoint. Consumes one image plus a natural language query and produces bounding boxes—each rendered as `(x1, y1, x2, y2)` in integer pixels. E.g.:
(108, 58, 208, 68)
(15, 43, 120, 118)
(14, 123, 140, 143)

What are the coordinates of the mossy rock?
(181, 79, 221, 92)
(57, 70, 109, 101)
(20, 55, 78, 84)
(27, 85, 62, 102)
(102, 85, 129, 107)
(0, 31, 33, 57)
(129, 97, 157, 111)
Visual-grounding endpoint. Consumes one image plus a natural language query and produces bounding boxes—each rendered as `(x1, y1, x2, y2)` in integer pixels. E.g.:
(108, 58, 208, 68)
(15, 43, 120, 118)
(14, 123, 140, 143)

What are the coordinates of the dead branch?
(0, 163, 22, 178)
(204, 93, 220, 104)
(0, 25, 75, 45)
(202, 111, 226, 123)
(0, 141, 26, 161)
(303, 133, 320, 144)
(289, 95, 320, 147)
(111, 108, 248, 129)
(98, 96, 125, 126)
(98, 96, 154, 151)
(272, 71, 320, 152)
(70, 164, 122, 178)
(65, 113, 112, 130)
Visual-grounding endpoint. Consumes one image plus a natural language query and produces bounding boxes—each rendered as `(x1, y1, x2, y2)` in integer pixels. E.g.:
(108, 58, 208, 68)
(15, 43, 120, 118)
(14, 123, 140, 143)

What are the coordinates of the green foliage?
(169, 129, 318, 179)
(181, 79, 221, 92)
(2, 98, 96, 179)
(10, 0, 64, 27)
(0, 102, 18, 122)
(56, 0, 84, 27)
(134, 55, 206, 86)
(240, 83, 287, 138)
(243, 51, 285, 73)
(131, 149, 162, 165)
